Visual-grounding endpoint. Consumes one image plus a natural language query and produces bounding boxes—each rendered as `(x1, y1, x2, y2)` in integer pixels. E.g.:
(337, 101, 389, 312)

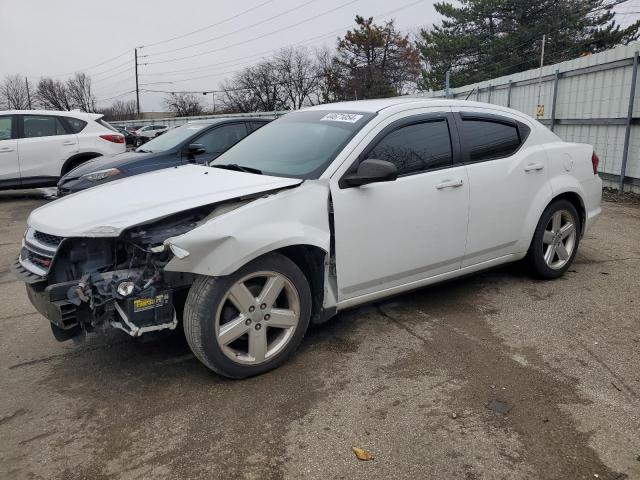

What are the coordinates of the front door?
(330, 111, 470, 302)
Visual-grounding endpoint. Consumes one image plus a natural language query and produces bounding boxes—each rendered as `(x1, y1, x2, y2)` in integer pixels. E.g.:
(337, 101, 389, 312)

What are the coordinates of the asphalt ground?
(0, 189, 639, 480)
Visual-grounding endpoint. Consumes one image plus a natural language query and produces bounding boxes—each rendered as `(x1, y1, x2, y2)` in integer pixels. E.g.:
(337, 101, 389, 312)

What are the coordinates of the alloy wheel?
(542, 210, 577, 270)
(214, 271, 300, 365)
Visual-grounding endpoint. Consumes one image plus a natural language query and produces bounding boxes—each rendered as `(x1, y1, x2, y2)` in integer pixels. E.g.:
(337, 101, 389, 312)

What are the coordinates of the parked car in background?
(15, 98, 601, 379)
(124, 125, 143, 133)
(57, 117, 271, 195)
(114, 126, 136, 146)
(133, 125, 169, 147)
(0, 110, 125, 190)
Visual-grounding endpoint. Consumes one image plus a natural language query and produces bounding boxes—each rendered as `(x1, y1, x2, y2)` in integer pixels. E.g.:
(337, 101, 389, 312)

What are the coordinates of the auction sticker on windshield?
(320, 113, 363, 123)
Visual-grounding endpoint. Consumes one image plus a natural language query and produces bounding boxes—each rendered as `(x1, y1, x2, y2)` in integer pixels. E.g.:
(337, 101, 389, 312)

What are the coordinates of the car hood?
(29, 165, 303, 237)
(63, 150, 160, 179)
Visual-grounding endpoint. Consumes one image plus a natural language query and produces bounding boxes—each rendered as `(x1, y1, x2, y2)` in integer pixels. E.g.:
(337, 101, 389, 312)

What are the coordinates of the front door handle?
(0, 147, 14, 153)
(436, 179, 464, 190)
(524, 162, 544, 172)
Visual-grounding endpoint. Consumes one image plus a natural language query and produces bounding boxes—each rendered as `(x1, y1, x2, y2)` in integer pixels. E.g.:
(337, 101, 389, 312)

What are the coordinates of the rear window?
(96, 118, 118, 132)
(461, 118, 521, 162)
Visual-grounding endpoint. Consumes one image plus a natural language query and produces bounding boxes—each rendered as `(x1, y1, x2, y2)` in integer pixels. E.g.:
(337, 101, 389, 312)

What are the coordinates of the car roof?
(0, 109, 102, 120)
(186, 117, 274, 126)
(304, 97, 522, 115)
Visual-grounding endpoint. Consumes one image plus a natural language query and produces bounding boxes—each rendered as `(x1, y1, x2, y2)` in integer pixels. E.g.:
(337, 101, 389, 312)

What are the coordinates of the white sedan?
(16, 98, 601, 378)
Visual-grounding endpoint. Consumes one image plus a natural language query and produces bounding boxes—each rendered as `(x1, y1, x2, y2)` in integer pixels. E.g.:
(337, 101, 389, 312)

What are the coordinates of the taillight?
(591, 151, 599, 175)
(100, 134, 125, 144)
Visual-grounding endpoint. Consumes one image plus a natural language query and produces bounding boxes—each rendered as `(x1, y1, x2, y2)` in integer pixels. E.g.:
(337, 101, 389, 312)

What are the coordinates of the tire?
(183, 252, 312, 378)
(527, 199, 581, 279)
(135, 137, 144, 148)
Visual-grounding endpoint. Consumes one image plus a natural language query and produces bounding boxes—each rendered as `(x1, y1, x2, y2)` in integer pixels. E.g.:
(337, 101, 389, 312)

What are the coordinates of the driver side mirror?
(341, 159, 398, 188)
(183, 143, 207, 162)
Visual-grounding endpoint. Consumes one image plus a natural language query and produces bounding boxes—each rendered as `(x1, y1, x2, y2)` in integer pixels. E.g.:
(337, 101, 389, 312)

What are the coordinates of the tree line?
(2, 1, 637, 118)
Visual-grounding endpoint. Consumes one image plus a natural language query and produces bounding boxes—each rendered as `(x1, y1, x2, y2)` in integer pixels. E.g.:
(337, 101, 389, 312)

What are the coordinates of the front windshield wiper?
(211, 163, 263, 175)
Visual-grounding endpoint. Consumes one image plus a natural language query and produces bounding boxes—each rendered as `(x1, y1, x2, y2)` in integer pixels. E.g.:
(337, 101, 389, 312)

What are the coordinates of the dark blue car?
(57, 117, 272, 196)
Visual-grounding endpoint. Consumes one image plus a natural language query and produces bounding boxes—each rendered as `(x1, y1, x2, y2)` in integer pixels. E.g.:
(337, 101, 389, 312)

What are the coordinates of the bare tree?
(273, 47, 319, 109)
(313, 46, 344, 104)
(163, 93, 204, 116)
(220, 60, 286, 113)
(66, 73, 97, 112)
(1, 74, 32, 109)
(100, 99, 137, 121)
(36, 78, 73, 111)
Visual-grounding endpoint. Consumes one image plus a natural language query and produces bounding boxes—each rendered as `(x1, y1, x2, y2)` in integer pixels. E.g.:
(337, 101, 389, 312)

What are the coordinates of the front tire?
(527, 199, 581, 279)
(135, 137, 144, 148)
(183, 253, 312, 378)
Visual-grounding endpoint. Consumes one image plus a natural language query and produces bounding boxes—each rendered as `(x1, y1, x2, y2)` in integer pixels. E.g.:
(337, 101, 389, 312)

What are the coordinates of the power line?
(50, 49, 131, 77)
(143, 0, 317, 57)
(92, 66, 134, 84)
(143, 0, 363, 65)
(140, 0, 275, 49)
(139, 0, 425, 79)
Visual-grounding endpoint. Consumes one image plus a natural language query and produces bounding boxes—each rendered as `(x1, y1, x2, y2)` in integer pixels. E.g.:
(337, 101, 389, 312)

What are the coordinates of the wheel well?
(552, 192, 586, 236)
(276, 245, 329, 324)
(61, 153, 102, 176)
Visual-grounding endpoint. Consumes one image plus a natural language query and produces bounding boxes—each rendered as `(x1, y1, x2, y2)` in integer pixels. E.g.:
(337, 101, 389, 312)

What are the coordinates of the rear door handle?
(524, 163, 544, 172)
(63, 140, 76, 146)
(436, 179, 464, 190)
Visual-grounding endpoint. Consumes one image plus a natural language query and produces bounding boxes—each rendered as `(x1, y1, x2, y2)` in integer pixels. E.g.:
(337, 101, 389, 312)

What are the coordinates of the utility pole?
(134, 48, 140, 117)
(25, 77, 32, 109)
(536, 34, 546, 118)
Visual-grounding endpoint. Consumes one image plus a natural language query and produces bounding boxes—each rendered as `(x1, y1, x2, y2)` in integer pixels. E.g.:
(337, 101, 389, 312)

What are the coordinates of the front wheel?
(135, 137, 145, 147)
(183, 253, 312, 378)
(527, 199, 581, 279)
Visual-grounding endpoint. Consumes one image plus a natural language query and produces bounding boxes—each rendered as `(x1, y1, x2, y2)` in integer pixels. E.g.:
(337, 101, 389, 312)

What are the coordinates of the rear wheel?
(135, 137, 144, 148)
(527, 199, 580, 279)
(183, 253, 311, 378)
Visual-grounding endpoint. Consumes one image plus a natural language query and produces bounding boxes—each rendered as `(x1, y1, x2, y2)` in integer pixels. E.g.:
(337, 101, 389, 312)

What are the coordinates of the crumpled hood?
(29, 165, 302, 237)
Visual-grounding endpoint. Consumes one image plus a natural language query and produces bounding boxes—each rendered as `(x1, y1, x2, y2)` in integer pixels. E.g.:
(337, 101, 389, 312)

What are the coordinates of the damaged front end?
(13, 208, 212, 341)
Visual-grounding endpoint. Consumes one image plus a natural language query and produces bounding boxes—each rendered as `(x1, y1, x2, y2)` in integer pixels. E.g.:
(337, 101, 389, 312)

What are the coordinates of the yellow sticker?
(134, 298, 155, 312)
(536, 104, 545, 117)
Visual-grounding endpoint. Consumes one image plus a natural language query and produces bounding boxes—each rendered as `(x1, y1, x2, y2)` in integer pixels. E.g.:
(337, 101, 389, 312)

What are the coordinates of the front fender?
(165, 181, 331, 276)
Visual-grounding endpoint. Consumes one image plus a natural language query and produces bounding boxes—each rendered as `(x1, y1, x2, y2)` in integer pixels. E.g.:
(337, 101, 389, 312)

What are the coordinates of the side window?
(0, 116, 14, 141)
(367, 119, 452, 175)
(195, 124, 247, 154)
(461, 119, 520, 162)
(66, 117, 87, 133)
(23, 115, 68, 138)
(247, 121, 268, 133)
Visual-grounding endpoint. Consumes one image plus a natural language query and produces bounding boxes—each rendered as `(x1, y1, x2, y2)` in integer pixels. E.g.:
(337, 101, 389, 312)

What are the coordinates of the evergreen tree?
(334, 16, 421, 99)
(418, 0, 640, 90)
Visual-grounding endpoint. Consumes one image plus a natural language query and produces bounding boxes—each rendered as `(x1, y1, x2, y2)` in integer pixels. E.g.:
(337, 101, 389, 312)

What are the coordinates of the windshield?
(137, 123, 208, 153)
(210, 110, 375, 178)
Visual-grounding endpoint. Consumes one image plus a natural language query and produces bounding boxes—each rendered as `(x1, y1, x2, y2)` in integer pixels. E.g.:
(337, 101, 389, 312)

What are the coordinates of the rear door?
(0, 115, 20, 186)
(453, 109, 551, 266)
(18, 114, 79, 182)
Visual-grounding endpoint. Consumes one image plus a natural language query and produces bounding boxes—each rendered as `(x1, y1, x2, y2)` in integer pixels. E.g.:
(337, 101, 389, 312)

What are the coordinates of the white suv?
(0, 110, 125, 190)
(133, 125, 169, 147)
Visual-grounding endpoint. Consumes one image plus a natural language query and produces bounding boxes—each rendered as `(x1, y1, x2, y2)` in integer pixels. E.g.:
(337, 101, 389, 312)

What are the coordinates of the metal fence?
(419, 42, 640, 192)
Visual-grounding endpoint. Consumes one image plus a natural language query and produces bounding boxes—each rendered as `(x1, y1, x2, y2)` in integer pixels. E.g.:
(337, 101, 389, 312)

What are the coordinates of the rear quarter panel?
(543, 141, 602, 233)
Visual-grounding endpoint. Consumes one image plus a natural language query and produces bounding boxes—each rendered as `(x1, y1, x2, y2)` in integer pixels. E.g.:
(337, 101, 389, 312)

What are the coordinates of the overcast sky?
(1, 0, 639, 112)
